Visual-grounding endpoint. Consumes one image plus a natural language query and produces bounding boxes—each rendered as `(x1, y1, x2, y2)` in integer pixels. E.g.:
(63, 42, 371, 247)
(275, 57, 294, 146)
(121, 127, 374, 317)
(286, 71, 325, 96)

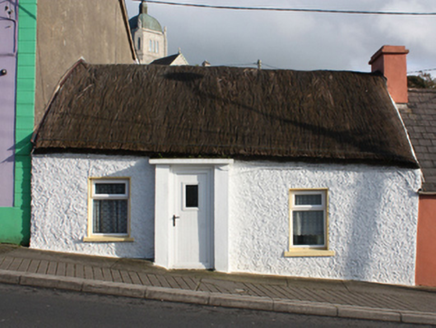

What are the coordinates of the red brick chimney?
(369, 45, 409, 104)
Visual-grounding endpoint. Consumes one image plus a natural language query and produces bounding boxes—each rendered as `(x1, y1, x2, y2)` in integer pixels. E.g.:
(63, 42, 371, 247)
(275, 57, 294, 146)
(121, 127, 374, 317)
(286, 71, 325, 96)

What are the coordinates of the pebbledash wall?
(31, 154, 155, 258)
(31, 153, 421, 285)
(229, 161, 420, 286)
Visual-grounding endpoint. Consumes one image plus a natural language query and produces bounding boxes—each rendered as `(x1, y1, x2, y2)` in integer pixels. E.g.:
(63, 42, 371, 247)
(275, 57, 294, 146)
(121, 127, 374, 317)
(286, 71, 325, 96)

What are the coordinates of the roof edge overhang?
(31, 147, 419, 169)
(149, 158, 234, 165)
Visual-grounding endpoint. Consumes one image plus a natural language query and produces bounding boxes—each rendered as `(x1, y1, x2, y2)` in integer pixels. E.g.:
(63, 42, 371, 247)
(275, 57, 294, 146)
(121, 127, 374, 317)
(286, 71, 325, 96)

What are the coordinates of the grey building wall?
(35, 0, 136, 126)
(133, 27, 167, 64)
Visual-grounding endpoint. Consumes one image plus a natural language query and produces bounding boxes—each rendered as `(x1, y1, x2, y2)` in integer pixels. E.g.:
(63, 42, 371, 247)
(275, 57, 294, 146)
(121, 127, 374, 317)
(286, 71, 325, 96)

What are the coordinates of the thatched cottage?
(31, 57, 421, 285)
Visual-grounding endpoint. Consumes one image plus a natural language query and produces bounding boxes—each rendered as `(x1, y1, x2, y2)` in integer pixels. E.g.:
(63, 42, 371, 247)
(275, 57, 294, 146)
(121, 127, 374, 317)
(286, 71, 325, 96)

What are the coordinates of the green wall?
(0, 0, 37, 245)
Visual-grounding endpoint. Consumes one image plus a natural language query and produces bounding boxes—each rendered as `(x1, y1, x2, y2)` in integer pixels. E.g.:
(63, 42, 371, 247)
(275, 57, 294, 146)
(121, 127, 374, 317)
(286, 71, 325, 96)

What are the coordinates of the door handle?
(172, 215, 180, 226)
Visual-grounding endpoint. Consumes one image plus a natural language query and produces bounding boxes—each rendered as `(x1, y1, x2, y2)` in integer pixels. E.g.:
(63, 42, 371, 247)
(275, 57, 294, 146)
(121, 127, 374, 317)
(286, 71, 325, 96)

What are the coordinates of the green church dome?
(129, 1, 162, 32)
(138, 13, 162, 32)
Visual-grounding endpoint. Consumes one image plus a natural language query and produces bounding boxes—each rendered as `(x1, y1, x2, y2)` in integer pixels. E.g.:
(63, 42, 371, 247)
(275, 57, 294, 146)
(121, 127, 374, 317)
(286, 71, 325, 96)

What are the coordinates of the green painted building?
(0, 0, 135, 245)
(0, 0, 37, 245)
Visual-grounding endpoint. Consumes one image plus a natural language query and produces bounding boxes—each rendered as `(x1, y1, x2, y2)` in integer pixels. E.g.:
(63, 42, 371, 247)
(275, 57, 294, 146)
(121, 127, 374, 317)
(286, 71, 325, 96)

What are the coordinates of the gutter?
(418, 191, 436, 196)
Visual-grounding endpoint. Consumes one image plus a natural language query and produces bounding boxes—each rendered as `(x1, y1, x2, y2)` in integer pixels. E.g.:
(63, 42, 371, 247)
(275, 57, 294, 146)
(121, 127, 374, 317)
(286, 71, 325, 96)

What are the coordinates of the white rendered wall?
(32, 154, 421, 285)
(31, 154, 155, 258)
(228, 161, 421, 286)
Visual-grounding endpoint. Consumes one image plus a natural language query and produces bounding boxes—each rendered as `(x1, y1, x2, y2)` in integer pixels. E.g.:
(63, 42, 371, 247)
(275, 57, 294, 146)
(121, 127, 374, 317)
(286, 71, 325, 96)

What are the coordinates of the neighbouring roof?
(33, 60, 418, 168)
(400, 89, 436, 191)
(150, 53, 189, 66)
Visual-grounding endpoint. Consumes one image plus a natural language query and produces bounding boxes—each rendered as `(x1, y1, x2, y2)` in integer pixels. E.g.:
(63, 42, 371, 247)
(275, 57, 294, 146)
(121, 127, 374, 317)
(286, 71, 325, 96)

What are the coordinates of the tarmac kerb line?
(0, 269, 435, 325)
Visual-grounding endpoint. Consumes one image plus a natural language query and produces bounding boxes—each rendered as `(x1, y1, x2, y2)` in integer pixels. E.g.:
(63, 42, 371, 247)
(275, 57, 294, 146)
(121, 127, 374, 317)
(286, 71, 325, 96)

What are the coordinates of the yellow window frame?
(83, 177, 134, 242)
(285, 188, 334, 257)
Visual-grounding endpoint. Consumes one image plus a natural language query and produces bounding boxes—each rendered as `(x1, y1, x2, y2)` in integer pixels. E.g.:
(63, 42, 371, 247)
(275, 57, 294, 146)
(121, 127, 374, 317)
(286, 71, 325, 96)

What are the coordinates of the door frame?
(150, 158, 233, 272)
(171, 166, 213, 269)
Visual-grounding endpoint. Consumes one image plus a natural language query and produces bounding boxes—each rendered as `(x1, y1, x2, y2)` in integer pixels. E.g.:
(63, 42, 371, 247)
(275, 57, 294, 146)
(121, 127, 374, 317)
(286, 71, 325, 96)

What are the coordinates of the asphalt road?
(0, 283, 430, 327)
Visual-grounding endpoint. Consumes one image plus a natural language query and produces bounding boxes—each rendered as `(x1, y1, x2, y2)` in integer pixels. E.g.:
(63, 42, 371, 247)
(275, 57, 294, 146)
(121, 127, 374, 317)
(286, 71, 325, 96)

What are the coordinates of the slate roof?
(33, 61, 418, 168)
(400, 89, 436, 191)
(150, 54, 180, 66)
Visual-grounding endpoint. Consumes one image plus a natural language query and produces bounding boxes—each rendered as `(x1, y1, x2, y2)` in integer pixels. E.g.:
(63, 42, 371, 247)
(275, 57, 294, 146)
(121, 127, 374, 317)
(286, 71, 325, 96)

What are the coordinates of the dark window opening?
(186, 185, 198, 208)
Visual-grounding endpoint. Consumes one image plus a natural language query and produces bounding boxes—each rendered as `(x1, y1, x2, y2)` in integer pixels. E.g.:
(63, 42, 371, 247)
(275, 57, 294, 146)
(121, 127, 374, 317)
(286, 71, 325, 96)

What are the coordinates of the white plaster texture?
(228, 161, 421, 286)
(31, 154, 421, 285)
(31, 154, 155, 258)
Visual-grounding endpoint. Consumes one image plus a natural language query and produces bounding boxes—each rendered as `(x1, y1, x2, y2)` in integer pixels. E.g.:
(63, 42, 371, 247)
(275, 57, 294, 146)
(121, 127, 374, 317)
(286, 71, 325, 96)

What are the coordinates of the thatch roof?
(400, 89, 436, 190)
(33, 60, 418, 168)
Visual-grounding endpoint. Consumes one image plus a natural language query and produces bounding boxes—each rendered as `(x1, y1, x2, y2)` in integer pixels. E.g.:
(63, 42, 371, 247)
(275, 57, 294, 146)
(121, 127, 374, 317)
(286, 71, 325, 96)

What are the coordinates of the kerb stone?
(0, 269, 21, 284)
(20, 274, 63, 289)
(146, 287, 210, 305)
(209, 293, 273, 311)
(274, 300, 337, 317)
(401, 312, 436, 325)
(337, 305, 401, 322)
(82, 281, 146, 298)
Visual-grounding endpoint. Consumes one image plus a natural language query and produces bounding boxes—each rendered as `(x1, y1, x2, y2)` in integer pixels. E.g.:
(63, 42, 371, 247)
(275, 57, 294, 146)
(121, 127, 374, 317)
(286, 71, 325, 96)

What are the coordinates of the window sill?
(83, 236, 134, 243)
(284, 249, 335, 257)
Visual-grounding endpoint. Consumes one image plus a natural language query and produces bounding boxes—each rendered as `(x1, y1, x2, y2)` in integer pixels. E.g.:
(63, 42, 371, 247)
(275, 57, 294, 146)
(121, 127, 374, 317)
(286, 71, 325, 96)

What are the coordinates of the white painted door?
(172, 168, 213, 269)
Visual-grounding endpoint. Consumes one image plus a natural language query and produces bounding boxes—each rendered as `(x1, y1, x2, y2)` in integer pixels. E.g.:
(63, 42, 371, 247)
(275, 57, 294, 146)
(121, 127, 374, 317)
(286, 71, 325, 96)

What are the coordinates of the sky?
(125, 0, 436, 74)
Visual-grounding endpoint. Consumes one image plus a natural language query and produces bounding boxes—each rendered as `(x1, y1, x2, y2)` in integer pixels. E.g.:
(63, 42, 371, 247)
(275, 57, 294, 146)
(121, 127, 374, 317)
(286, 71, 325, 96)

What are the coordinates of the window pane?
(293, 210, 324, 245)
(295, 194, 322, 205)
(186, 185, 198, 208)
(93, 200, 128, 233)
(95, 183, 125, 195)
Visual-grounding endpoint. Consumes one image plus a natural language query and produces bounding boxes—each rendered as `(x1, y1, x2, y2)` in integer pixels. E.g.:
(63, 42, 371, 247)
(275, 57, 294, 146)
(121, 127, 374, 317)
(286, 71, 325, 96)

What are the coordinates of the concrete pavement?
(0, 244, 435, 325)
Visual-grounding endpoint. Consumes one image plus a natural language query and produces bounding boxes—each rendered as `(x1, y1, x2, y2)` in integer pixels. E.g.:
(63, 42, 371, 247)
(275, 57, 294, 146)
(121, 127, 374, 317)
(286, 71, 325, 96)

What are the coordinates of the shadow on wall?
(338, 170, 415, 284)
(18, 3, 37, 20)
(4, 134, 33, 245)
(115, 162, 155, 259)
(337, 171, 383, 282)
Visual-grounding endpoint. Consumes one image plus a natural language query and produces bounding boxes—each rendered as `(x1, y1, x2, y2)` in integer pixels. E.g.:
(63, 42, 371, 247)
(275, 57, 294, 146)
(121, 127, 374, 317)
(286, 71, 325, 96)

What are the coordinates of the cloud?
(375, 1, 436, 71)
(126, 0, 436, 73)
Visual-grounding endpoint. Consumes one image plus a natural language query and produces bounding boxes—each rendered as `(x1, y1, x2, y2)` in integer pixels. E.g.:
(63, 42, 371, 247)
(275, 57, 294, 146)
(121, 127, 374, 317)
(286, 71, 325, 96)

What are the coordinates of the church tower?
(129, 1, 167, 64)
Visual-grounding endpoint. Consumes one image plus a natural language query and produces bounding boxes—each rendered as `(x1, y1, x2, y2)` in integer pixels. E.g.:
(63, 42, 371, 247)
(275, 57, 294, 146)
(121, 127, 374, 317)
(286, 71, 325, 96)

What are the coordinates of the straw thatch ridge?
(33, 61, 418, 168)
